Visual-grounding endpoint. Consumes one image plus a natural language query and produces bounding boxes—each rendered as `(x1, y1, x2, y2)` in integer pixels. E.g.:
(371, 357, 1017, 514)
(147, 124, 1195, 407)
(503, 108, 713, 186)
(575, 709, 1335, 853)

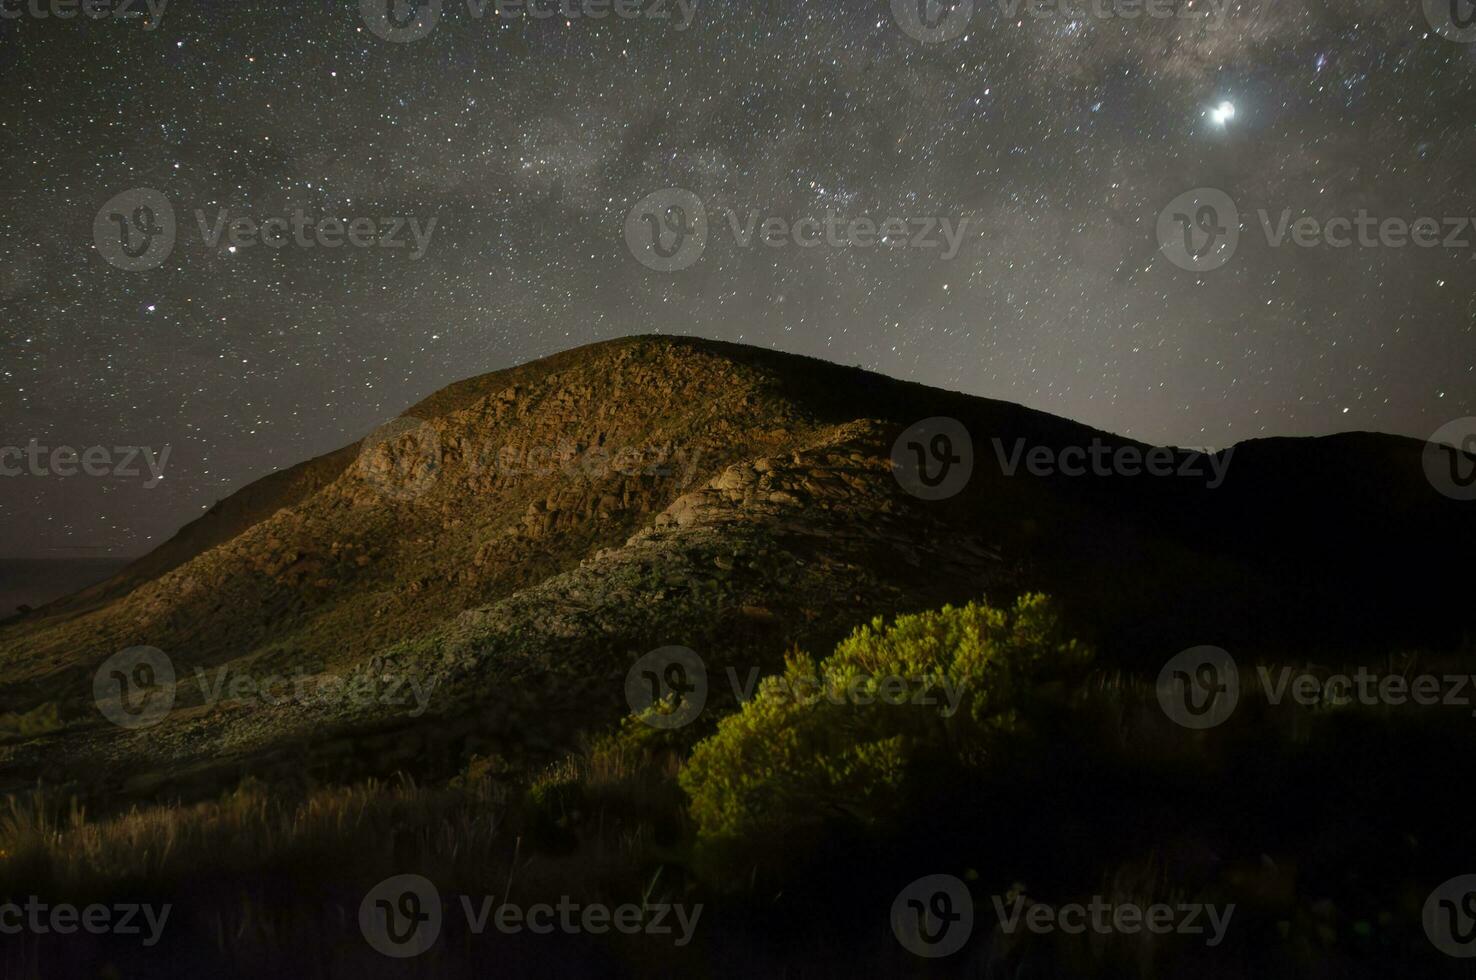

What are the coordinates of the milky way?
(1, 0, 1473, 557)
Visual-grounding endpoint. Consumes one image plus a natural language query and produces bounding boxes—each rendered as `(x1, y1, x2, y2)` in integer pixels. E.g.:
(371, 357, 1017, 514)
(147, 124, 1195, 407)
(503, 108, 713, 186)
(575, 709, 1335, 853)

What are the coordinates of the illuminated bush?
(678, 594, 1091, 845)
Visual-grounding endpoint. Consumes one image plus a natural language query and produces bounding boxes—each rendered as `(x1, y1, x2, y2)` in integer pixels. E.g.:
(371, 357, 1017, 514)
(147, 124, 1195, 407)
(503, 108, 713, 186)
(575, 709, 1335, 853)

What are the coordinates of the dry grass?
(0, 742, 698, 977)
(0, 775, 510, 896)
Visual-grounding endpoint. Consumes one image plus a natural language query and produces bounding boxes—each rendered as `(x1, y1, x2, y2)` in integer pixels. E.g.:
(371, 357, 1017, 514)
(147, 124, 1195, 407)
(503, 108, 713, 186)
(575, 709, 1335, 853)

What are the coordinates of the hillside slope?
(1, 336, 1470, 802)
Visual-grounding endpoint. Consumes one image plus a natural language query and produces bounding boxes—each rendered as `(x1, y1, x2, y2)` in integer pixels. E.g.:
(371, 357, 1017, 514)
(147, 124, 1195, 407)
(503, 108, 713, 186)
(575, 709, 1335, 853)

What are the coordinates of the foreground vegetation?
(3, 596, 1472, 977)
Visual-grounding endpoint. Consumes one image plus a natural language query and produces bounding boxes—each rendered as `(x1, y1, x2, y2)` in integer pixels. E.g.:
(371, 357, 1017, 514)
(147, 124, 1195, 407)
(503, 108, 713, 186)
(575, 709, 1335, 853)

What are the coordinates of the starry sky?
(1, 0, 1473, 558)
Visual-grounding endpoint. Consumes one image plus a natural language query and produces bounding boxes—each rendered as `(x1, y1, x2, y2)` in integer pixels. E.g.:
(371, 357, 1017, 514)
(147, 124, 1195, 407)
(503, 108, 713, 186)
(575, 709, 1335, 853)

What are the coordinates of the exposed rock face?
(0, 336, 1470, 802)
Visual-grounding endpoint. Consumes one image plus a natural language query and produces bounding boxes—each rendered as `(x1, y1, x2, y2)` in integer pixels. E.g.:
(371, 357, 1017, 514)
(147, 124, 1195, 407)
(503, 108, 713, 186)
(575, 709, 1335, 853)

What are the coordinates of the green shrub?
(678, 594, 1091, 846)
(0, 700, 65, 738)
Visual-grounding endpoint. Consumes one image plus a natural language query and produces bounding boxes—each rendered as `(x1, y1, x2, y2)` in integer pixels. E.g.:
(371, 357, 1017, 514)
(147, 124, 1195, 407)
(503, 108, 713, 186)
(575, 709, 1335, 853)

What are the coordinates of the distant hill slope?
(0, 558, 131, 620)
(1, 336, 1470, 802)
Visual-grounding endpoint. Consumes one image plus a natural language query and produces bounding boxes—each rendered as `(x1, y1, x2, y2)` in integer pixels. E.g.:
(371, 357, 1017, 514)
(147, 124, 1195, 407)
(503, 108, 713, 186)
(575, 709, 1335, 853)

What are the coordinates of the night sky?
(1, 0, 1473, 559)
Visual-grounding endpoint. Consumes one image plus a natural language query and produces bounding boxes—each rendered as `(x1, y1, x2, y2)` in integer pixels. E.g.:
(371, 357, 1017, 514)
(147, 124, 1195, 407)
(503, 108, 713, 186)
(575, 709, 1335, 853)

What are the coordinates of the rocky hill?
(1, 336, 1470, 803)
